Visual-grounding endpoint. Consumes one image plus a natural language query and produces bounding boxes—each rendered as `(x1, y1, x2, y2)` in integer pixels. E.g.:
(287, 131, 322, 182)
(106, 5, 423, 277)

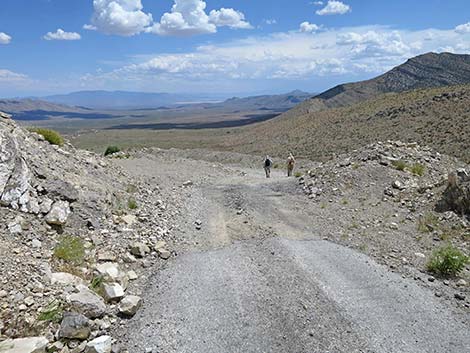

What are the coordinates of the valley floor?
(114, 150, 469, 353)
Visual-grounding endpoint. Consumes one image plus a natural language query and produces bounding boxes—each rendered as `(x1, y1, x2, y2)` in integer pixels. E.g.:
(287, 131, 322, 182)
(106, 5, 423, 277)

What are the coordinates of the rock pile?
(0, 113, 175, 352)
(296, 140, 469, 308)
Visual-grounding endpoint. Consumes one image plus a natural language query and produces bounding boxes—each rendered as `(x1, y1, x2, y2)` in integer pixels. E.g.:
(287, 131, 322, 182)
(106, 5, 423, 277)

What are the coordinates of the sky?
(0, 0, 470, 97)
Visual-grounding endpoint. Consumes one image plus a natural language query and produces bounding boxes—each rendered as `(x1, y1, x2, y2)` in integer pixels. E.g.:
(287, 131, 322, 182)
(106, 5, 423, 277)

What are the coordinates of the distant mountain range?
(42, 91, 223, 110)
(222, 52, 470, 162)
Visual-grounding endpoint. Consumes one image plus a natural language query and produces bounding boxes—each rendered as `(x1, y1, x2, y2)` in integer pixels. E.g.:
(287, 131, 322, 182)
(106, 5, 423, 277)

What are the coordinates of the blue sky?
(0, 0, 469, 97)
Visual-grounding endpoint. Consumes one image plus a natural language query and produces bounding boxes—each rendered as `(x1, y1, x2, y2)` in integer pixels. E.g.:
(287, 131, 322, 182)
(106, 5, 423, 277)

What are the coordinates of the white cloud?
(299, 22, 320, 33)
(313, 1, 324, 5)
(85, 0, 153, 36)
(43, 29, 81, 41)
(0, 32, 12, 44)
(0, 69, 28, 82)
(455, 22, 470, 34)
(264, 19, 277, 25)
(316, 1, 351, 16)
(75, 24, 470, 93)
(209, 8, 252, 29)
(149, 0, 251, 36)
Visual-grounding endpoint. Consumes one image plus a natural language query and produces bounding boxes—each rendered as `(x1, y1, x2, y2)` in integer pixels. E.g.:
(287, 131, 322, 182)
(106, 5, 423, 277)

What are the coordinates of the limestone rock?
(58, 312, 91, 340)
(101, 283, 124, 302)
(0, 336, 48, 353)
(157, 248, 171, 260)
(68, 288, 107, 319)
(129, 243, 150, 258)
(85, 336, 112, 353)
(50, 272, 86, 287)
(119, 295, 142, 317)
(45, 201, 71, 225)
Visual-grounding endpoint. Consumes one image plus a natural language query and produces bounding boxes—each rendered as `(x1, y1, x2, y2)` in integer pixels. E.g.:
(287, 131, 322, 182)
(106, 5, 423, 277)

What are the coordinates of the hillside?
(211, 90, 313, 111)
(290, 52, 470, 116)
(221, 84, 470, 163)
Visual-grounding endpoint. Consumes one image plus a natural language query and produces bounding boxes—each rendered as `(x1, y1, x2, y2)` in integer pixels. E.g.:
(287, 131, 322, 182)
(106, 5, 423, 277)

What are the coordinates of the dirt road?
(118, 152, 470, 353)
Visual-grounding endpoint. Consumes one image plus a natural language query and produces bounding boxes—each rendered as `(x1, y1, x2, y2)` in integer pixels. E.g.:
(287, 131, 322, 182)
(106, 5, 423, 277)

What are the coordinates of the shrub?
(411, 163, 425, 176)
(53, 236, 85, 264)
(417, 212, 439, 233)
(30, 128, 64, 146)
(392, 160, 408, 171)
(294, 172, 302, 178)
(128, 197, 138, 210)
(38, 300, 63, 323)
(104, 146, 121, 156)
(427, 244, 468, 276)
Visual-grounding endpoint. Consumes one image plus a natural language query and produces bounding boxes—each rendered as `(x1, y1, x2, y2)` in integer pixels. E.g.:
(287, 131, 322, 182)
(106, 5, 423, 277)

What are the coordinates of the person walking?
(264, 155, 273, 178)
(287, 153, 296, 177)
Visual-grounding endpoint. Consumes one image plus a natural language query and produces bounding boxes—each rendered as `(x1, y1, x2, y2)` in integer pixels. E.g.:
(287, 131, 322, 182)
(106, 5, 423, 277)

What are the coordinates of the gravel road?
(119, 153, 470, 353)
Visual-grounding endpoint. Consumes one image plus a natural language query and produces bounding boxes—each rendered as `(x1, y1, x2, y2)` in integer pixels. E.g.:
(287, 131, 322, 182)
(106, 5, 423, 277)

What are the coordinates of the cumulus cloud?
(455, 22, 470, 34)
(316, 1, 351, 16)
(299, 22, 320, 33)
(43, 29, 81, 41)
(0, 32, 12, 44)
(85, 0, 153, 36)
(209, 8, 252, 29)
(264, 19, 277, 25)
(149, 0, 251, 36)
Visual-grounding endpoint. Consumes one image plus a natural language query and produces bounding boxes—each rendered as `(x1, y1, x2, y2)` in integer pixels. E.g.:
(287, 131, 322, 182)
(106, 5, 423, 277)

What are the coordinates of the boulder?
(85, 336, 112, 353)
(121, 215, 137, 226)
(68, 288, 107, 319)
(58, 312, 90, 340)
(49, 272, 86, 287)
(0, 111, 12, 119)
(100, 283, 124, 302)
(119, 295, 142, 317)
(0, 337, 48, 353)
(129, 243, 150, 258)
(436, 171, 470, 217)
(45, 201, 71, 226)
(157, 248, 171, 260)
(96, 263, 120, 281)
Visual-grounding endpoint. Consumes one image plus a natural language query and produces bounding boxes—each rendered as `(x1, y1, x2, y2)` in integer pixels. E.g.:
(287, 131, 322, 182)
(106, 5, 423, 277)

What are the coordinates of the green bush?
(104, 146, 121, 156)
(38, 300, 63, 323)
(53, 236, 85, 264)
(294, 172, 302, 178)
(411, 163, 425, 176)
(392, 160, 407, 171)
(127, 197, 138, 210)
(30, 128, 64, 146)
(427, 244, 469, 276)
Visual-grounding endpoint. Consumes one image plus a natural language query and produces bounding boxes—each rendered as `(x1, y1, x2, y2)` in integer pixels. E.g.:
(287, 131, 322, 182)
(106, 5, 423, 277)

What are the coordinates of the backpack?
(264, 158, 272, 168)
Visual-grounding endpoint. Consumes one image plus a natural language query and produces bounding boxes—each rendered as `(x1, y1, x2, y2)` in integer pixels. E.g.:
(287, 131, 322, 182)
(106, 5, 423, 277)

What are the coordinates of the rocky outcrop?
(0, 336, 48, 353)
(437, 168, 470, 217)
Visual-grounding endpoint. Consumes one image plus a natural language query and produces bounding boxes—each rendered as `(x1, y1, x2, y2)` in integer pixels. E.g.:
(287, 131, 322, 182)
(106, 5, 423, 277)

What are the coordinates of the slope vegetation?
(222, 84, 470, 163)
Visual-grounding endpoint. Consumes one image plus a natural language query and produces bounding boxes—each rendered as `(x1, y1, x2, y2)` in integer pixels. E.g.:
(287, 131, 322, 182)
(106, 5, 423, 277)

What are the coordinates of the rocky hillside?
(222, 84, 470, 163)
(0, 113, 176, 352)
(290, 52, 470, 116)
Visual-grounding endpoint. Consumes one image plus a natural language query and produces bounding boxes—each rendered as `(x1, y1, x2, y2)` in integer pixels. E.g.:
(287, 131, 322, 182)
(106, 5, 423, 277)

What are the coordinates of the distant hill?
(221, 84, 470, 163)
(290, 52, 470, 116)
(211, 90, 313, 111)
(43, 91, 223, 110)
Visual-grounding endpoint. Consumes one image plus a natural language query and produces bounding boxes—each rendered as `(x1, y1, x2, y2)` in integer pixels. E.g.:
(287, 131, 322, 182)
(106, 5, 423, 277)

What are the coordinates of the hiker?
(264, 155, 273, 178)
(287, 153, 296, 177)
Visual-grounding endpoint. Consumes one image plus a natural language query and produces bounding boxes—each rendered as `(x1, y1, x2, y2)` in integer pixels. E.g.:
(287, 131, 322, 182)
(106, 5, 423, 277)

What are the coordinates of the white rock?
(45, 201, 71, 226)
(119, 295, 142, 316)
(0, 336, 48, 353)
(85, 335, 112, 353)
(121, 214, 137, 225)
(68, 288, 107, 319)
(101, 283, 124, 302)
(96, 263, 120, 281)
(50, 272, 86, 287)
